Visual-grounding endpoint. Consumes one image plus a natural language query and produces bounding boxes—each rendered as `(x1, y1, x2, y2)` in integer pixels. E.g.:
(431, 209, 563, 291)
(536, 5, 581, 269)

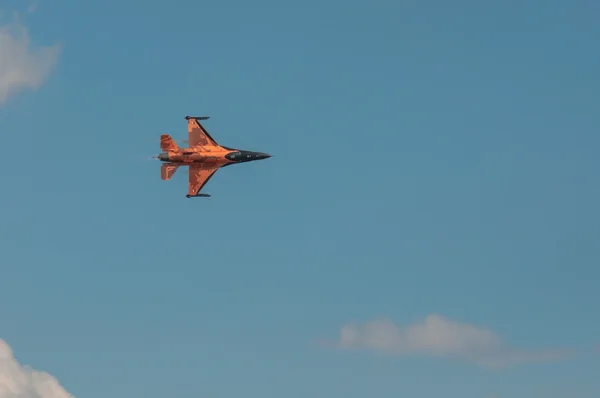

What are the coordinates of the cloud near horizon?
(0, 16, 60, 105)
(329, 314, 575, 368)
(0, 338, 74, 398)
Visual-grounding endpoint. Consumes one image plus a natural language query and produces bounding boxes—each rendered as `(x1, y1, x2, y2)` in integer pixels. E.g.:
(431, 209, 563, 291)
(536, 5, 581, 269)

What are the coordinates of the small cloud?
(328, 314, 575, 368)
(28, 4, 38, 13)
(0, 18, 60, 105)
(0, 338, 75, 398)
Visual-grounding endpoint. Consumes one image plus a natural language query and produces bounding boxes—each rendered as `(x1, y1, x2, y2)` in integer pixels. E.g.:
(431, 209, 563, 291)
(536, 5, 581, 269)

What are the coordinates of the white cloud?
(0, 338, 74, 398)
(331, 314, 575, 368)
(0, 17, 60, 105)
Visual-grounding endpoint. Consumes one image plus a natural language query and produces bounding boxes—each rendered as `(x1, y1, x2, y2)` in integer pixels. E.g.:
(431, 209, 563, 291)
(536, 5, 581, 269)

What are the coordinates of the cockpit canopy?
(225, 151, 243, 161)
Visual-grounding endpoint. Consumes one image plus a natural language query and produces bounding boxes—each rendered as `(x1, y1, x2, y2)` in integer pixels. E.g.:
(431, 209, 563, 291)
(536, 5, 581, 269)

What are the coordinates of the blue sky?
(0, 0, 599, 397)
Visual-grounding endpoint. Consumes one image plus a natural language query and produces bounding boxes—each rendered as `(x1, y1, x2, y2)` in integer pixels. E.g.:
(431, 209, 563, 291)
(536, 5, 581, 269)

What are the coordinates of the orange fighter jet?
(156, 116, 271, 198)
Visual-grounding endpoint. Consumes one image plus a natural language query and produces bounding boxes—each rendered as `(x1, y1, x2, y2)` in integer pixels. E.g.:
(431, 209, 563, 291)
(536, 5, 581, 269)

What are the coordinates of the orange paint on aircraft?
(156, 116, 271, 198)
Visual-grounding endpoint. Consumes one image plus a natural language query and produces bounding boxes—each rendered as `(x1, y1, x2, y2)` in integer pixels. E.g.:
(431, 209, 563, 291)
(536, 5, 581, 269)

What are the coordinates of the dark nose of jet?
(157, 152, 169, 161)
(226, 150, 272, 162)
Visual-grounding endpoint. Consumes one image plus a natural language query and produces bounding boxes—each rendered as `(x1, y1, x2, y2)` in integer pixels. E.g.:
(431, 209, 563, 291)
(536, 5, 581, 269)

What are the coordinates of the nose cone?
(158, 152, 169, 161)
(228, 150, 272, 162)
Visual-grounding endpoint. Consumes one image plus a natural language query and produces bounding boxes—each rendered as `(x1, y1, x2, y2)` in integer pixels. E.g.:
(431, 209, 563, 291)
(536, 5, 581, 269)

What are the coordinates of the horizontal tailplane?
(160, 134, 179, 152)
(161, 163, 179, 180)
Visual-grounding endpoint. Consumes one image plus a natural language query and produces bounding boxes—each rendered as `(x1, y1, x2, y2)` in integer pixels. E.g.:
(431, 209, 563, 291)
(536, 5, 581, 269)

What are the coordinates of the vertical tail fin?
(160, 134, 179, 152)
(161, 163, 179, 180)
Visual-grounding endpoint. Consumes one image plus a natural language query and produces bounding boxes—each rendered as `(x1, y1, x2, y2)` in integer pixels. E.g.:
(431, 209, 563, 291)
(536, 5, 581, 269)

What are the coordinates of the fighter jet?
(156, 116, 271, 198)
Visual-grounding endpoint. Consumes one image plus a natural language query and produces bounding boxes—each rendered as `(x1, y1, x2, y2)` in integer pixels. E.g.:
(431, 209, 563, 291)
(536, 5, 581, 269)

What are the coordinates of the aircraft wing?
(188, 162, 220, 197)
(187, 116, 220, 150)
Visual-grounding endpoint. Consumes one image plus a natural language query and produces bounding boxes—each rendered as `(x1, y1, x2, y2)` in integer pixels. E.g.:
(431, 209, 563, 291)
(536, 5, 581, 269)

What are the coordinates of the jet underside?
(157, 116, 271, 198)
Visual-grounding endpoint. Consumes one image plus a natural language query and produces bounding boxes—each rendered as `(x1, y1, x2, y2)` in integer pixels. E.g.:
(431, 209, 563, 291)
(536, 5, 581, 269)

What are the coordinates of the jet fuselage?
(157, 149, 270, 164)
